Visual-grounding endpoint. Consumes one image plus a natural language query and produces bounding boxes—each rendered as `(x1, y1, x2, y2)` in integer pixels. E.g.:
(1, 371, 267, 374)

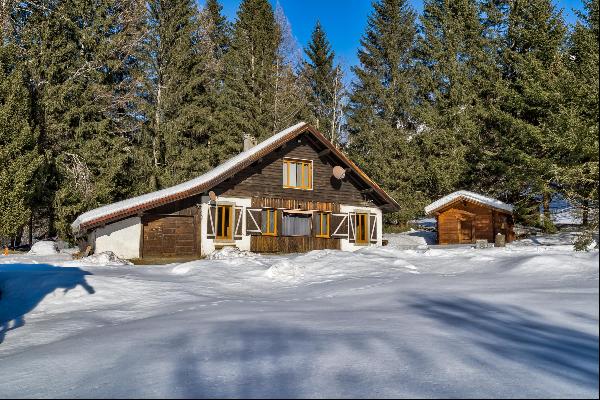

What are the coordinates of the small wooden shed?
(425, 191, 515, 245)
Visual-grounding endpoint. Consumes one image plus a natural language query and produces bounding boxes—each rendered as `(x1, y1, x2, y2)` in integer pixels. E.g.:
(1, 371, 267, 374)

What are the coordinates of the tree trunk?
(582, 199, 589, 226)
(153, 84, 162, 168)
(29, 214, 34, 245)
(542, 192, 551, 221)
(15, 226, 23, 247)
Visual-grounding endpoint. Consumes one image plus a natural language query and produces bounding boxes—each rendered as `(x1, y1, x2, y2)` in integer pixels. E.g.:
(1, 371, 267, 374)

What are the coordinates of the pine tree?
(220, 0, 281, 150)
(204, 0, 231, 58)
(198, 0, 233, 169)
(13, 0, 147, 239)
(142, 0, 216, 188)
(300, 21, 345, 145)
(559, 0, 599, 248)
(0, 43, 43, 243)
(347, 0, 425, 223)
(466, 0, 512, 196)
(490, 0, 567, 230)
(415, 0, 490, 200)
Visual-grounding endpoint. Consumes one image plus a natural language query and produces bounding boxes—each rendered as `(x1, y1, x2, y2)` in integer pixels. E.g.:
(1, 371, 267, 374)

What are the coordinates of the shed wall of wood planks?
(436, 200, 514, 245)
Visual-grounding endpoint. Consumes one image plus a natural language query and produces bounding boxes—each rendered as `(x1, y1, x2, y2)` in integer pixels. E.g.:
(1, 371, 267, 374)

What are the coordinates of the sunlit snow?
(1, 232, 598, 398)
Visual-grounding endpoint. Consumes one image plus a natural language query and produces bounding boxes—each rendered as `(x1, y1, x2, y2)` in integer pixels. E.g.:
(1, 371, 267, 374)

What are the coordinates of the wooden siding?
(436, 200, 514, 245)
(142, 196, 202, 257)
(214, 133, 376, 207)
(251, 197, 340, 212)
(251, 235, 340, 253)
(250, 197, 341, 253)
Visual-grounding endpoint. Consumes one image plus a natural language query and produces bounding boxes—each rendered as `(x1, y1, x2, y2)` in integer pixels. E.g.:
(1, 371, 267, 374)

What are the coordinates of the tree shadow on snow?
(0, 263, 95, 344)
(165, 321, 394, 398)
(405, 230, 437, 245)
(409, 296, 599, 389)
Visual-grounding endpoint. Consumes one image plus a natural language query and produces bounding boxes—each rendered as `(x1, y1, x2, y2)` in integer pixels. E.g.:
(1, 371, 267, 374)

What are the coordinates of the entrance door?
(355, 213, 369, 244)
(216, 205, 233, 240)
(459, 218, 473, 243)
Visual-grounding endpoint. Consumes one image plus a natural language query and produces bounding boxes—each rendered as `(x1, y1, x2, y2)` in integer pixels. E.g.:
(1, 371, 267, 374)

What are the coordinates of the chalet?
(425, 191, 515, 245)
(71, 122, 399, 259)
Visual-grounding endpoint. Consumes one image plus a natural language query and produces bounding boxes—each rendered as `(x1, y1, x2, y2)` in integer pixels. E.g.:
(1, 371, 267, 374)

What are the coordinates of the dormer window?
(283, 158, 312, 190)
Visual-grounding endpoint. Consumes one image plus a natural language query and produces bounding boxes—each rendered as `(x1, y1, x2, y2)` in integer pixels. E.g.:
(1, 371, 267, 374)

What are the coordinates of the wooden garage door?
(142, 215, 196, 258)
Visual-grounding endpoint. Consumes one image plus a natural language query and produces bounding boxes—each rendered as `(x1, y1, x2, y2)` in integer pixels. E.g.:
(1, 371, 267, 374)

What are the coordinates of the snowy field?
(0, 233, 598, 398)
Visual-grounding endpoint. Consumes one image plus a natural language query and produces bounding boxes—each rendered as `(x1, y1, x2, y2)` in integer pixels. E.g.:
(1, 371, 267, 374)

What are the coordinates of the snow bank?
(206, 247, 256, 260)
(265, 259, 305, 281)
(77, 252, 132, 266)
(506, 252, 599, 276)
(27, 241, 59, 256)
(385, 230, 436, 247)
(263, 249, 422, 282)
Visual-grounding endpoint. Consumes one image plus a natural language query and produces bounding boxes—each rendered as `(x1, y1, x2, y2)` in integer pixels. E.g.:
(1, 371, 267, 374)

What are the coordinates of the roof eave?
(75, 123, 400, 231)
(425, 196, 513, 216)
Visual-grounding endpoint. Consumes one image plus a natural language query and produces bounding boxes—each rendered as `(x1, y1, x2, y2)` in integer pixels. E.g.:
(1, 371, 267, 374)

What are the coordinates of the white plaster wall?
(93, 216, 141, 259)
(200, 195, 252, 256)
(339, 205, 382, 252)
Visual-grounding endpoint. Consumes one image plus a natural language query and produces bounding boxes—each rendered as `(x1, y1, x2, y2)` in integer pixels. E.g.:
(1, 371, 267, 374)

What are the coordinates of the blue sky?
(200, 0, 586, 78)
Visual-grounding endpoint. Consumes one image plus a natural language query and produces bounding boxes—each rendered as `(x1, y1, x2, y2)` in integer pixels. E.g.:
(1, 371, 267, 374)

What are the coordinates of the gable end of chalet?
(72, 122, 399, 236)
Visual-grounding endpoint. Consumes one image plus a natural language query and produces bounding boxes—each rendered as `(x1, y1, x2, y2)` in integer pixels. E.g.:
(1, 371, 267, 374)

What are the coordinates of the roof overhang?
(425, 191, 514, 216)
(73, 123, 399, 234)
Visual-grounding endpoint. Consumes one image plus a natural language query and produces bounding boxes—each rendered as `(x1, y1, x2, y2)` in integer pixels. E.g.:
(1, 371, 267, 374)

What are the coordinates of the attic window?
(283, 159, 312, 190)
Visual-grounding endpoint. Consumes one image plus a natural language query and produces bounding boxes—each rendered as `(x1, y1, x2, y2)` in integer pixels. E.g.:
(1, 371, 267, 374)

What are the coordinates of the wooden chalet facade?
(72, 123, 399, 259)
(425, 191, 515, 245)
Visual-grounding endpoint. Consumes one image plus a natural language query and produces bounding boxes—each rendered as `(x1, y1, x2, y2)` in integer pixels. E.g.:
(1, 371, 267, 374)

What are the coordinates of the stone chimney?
(243, 133, 257, 151)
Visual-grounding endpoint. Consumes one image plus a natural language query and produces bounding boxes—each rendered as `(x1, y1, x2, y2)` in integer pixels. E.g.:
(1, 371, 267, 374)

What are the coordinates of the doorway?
(355, 213, 369, 244)
(459, 218, 474, 244)
(216, 205, 233, 240)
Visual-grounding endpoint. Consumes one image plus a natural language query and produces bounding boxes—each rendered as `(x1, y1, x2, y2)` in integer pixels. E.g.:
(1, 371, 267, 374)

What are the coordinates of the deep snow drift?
(26, 240, 59, 256)
(0, 233, 598, 398)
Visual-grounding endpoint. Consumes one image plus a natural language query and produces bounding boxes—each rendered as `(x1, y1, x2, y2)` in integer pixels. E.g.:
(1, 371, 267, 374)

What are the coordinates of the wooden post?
(492, 210, 497, 240)
(139, 217, 144, 260)
(194, 205, 202, 258)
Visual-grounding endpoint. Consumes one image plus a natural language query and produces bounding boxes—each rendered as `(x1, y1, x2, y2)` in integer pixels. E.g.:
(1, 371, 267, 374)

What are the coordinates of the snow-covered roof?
(424, 190, 514, 215)
(72, 122, 399, 233)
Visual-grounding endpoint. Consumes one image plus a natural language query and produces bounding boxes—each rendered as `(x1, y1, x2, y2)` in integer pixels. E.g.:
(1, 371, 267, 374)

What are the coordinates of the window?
(355, 213, 369, 244)
(315, 212, 330, 238)
(282, 212, 312, 236)
(283, 159, 312, 190)
(217, 205, 233, 240)
(262, 209, 277, 236)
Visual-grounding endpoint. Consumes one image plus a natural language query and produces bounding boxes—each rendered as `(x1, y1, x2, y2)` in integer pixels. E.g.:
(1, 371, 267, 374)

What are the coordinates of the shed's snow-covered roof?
(424, 190, 514, 215)
(72, 122, 399, 233)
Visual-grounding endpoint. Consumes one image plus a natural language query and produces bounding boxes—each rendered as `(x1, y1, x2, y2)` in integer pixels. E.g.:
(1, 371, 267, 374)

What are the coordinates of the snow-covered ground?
(0, 234, 598, 398)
